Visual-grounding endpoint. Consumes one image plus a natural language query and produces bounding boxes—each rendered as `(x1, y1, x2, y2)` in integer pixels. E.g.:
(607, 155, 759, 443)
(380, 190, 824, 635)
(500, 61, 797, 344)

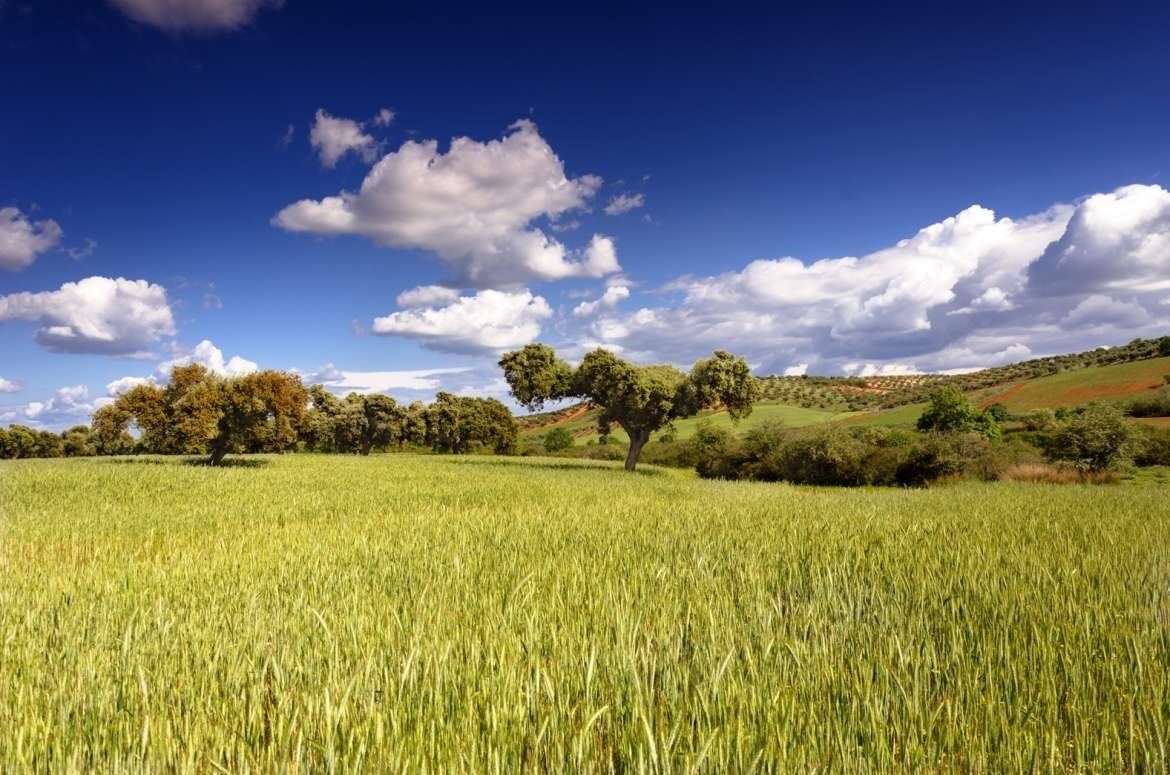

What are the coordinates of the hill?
(520, 335, 1170, 440)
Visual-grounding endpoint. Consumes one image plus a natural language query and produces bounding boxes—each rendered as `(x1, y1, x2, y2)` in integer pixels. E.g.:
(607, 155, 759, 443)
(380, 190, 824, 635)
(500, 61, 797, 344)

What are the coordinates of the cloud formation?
(0, 276, 176, 355)
(304, 364, 472, 394)
(108, 0, 282, 32)
(372, 288, 552, 354)
(0, 207, 62, 270)
(309, 109, 378, 168)
(0, 376, 21, 393)
(604, 193, 645, 216)
(22, 385, 105, 427)
(274, 119, 621, 287)
(157, 339, 257, 377)
(573, 285, 630, 317)
(580, 184, 1170, 375)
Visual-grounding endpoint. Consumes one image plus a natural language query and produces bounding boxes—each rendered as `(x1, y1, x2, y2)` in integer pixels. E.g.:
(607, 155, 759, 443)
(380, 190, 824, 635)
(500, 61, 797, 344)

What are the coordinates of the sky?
(2, 0, 1170, 429)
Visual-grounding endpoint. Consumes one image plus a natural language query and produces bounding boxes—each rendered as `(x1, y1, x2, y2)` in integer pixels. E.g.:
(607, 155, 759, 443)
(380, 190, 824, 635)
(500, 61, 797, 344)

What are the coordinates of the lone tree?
(499, 345, 760, 470)
(917, 387, 1001, 439)
(107, 364, 308, 465)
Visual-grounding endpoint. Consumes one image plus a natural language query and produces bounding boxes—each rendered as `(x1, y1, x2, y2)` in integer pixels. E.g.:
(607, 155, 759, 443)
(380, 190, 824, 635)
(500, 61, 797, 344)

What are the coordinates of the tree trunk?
(207, 445, 228, 466)
(625, 428, 650, 471)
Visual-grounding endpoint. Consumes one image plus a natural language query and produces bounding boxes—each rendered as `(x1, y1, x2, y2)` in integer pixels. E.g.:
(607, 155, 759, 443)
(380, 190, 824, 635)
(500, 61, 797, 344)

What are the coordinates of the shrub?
(917, 387, 1001, 438)
(985, 402, 1011, 422)
(1020, 409, 1057, 431)
(1133, 426, 1170, 467)
(543, 427, 574, 452)
(1127, 387, 1170, 418)
(1047, 404, 1133, 472)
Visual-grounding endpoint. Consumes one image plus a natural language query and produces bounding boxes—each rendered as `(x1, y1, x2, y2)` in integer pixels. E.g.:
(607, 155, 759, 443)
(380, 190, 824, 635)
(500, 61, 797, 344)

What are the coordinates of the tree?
(985, 402, 1011, 423)
(1048, 403, 1132, 472)
(0, 427, 8, 459)
(90, 405, 134, 455)
(34, 430, 63, 458)
(4, 425, 38, 458)
(543, 427, 574, 452)
(500, 345, 759, 470)
(305, 388, 408, 454)
(62, 425, 95, 457)
(917, 387, 1001, 439)
(1157, 336, 1170, 358)
(109, 365, 308, 465)
(425, 392, 518, 455)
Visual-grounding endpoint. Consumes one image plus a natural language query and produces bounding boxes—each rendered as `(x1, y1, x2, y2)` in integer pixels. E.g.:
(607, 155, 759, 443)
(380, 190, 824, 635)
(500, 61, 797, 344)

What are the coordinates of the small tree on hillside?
(917, 387, 1001, 439)
(499, 345, 760, 470)
(543, 426, 574, 452)
(1048, 403, 1133, 472)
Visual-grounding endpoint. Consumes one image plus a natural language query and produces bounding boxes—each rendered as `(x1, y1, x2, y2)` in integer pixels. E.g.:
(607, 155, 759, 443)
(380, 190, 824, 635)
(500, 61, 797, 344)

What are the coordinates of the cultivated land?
(2, 455, 1168, 770)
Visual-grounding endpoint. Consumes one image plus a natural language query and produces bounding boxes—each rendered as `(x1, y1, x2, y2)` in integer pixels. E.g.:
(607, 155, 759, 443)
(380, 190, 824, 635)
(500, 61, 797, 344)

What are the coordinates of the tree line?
(1, 363, 518, 464)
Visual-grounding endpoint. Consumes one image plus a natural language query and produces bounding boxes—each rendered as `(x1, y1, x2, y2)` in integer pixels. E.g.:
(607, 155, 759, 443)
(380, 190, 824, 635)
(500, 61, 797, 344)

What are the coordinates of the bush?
(1047, 404, 1133, 472)
(1128, 387, 1170, 418)
(917, 387, 1001, 438)
(1020, 409, 1057, 431)
(542, 427, 574, 452)
(985, 402, 1011, 422)
(1133, 426, 1170, 467)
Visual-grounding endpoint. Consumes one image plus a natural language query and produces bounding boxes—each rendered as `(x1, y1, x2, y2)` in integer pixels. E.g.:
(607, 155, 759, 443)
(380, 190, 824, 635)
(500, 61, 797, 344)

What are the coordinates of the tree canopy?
(917, 387, 1001, 439)
(500, 345, 760, 470)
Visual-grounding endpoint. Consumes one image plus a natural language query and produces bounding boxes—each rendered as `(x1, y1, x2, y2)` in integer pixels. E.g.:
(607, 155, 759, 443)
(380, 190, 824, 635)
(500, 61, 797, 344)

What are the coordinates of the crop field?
(977, 356, 1170, 412)
(2, 454, 1169, 770)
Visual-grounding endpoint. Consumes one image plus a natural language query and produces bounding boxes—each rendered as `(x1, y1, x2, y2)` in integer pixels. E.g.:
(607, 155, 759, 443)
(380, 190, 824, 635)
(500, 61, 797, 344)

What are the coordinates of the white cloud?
(106, 375, 157, 395)
(573, 285, 630, 317)
(307, 364, 472, 394)
(22, 385, 97, 427)
(604, 192, 645, 216)
(108, 0, 282, 32)
(578, 184, 1170, 375)
(373, 108, 395, 127)
(157, 339, 257, 377)
(0, 276, 175, 355)
(1061, 294, 1152, 329)
(309, 109, 378, 168)
(274, 119, 620, 287)
(396, 284, 460, 308)
(372, 288, 552, 354)
(0, 376, 21, 393)
(0, 207, 63, 270)
(1028, 184, 1170, 296)
(782, 363, 808, 377)
(842, 363, 920, 377)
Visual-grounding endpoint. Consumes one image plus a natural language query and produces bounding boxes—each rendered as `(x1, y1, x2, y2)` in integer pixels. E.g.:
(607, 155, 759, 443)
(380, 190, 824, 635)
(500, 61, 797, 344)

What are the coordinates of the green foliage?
(1047, 404, 1133, 472)
(501, 344, 759, 470)
(1127, 387, 1170, 418)
(985, 402, 1011, 422)
(109, 364, 309, 465)
(917, 387, 1001, 438)
(425, 392, 518, 455)
(1133, 426, 1170, 467)
(542, 427, 574, 452)
(1158, 336, 1170, 357)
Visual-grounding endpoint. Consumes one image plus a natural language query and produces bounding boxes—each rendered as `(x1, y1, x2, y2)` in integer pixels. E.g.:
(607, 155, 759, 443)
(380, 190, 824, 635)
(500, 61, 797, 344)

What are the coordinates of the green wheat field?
(2, 454, 1168, 771)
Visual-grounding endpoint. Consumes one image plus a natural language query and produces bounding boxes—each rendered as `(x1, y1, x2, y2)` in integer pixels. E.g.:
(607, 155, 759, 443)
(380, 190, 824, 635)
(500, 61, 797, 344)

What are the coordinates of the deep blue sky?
(3, 0, 1170, 426)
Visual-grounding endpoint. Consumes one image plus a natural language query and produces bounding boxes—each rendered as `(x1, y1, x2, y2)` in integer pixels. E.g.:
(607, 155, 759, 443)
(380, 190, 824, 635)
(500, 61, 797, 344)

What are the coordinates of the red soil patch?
(1061, 381, 1163, 402)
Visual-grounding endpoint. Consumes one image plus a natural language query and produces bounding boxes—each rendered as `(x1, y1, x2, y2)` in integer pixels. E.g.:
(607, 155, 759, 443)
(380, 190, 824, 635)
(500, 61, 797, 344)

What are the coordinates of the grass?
(976, 355, 1170, 412)
(2, 454, 1169, 770)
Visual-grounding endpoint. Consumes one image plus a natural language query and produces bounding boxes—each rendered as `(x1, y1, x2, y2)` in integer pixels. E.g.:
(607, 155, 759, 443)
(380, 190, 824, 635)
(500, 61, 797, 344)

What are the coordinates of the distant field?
(2, 455, 1168, 770)
(525, 401, 851, 444)
(976, 356, 1170, 411)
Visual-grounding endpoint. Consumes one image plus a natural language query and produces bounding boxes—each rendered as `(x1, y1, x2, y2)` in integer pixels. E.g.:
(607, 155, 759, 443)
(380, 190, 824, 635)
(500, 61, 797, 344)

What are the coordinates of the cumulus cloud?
(106, 375, 157, 395)
(309, 109, 378, 168)
(573, 285, 630, 317)
(274, 119, 621, 287)
(783, 363, 808, 377)
(372, 108, 395, 127)
(579, 183, 1170, 375)
(604, 193, 645, 216)
(305, 364, 472, 394)
(396, 284, 460, 308)
(0, 376, 21, 393)
(108, 0, 282, 32)
(372, 288, 552, 354)
(0, 276, 176, 355)
(1028, 184, 1170, 296)
(22, 385, 102, 427)
(0, 207, 63, 270)
(157, 339, 257, 377)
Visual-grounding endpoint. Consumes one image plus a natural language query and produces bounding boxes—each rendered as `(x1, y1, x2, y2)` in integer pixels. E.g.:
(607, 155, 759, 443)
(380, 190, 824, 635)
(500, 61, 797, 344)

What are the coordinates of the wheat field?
(1, 454, 1168, 771)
